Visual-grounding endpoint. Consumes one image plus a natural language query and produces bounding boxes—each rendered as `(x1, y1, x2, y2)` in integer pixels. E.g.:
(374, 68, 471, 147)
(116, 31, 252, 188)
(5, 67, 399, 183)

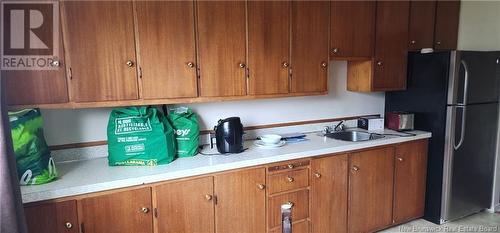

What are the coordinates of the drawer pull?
(287, 164, 294, 169)
(257, 184, 266, 190)
(141, 207, 149, 213)
(314, 172, 321, 178)
(286, 176, 294, 182)
(352, 166, 360, 172)
(397, 157, 404, 162)
(285, 201, 294, 207)
(205, 194, 212, 201)
(65, 222, 73, 229)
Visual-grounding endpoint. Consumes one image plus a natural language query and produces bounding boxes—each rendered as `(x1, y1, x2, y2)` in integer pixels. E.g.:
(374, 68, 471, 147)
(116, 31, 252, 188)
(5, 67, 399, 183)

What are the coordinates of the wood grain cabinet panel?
(393, 140, 429, 223)
(348, 147, 395, 233)
(247, 1, 290, 95)
(135, 1, 198, 99)
(372, 1, 410, 91)
(291, 1, 329, 93)
(311, 154, 348, 233)
(79, 188, 152, 233)
(267, 168, 309, 194)
(214, 168, 266, 233)
(61, 1, 138, 102)
(434, 0, 461, 50)
(155, 177, 214, 233)
(408, 1, 437, 50)
(24, 200, 78, 233)
(197, 1, 246, 97)
(330, 1, 375, 58)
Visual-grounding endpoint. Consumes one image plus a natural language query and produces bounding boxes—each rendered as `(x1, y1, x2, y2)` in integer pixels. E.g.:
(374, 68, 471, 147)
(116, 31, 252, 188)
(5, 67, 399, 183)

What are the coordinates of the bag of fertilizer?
(9, 109, 57, 185)
(107, 106, 175, 166)
(167, 107, 199, 157)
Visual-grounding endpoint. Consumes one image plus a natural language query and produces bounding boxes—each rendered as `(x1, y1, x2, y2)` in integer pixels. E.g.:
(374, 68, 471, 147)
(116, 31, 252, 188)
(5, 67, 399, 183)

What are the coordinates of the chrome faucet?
(334, 120, 345, 132)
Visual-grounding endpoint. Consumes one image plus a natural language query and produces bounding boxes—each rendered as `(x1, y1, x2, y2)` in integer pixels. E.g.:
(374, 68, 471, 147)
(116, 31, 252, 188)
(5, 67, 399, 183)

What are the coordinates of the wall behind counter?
(41, 61, 385, 146)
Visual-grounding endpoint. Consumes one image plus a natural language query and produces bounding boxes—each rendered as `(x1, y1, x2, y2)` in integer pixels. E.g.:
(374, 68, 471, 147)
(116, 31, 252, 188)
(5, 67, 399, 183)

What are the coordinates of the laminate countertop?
(21, 129, 431, 203)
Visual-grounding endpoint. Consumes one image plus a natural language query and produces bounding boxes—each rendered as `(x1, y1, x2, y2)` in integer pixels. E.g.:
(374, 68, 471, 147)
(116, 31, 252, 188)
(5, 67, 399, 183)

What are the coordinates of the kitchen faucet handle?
(334, 120, 345, 132)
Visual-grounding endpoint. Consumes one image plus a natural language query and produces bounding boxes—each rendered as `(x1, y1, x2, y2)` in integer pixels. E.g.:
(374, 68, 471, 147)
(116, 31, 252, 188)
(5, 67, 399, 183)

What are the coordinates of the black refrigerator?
(386, 51, 500, 224)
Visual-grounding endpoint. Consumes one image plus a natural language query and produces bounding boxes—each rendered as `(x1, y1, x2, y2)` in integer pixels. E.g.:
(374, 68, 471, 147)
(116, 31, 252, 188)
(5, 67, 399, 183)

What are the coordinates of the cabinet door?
(80, 188, 152, 233)
(24, 200, 78, 233)
(330, 1, 375, 58)
(62, 1, 138, 102)
(434, 0, 460, 50)
(3, 32, 68, 105)
(135, 1, 198, 99)
(197, 1, 246, 97)
(248, 1, 290, 95)
(155, 177, 214, 233)
(373, 1, 410, 91)
(393, 140, 428, 223)
(311, 154, 348, 233)
(214, 168, 266, 233)
(348, 147, 395, 233)
(408, 1, 436, 50)
(291, 1, 329, 93)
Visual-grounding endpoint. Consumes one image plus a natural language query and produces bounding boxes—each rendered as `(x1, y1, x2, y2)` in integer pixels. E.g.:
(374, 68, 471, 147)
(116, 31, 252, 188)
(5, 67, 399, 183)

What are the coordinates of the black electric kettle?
(211, 117, 244, 154)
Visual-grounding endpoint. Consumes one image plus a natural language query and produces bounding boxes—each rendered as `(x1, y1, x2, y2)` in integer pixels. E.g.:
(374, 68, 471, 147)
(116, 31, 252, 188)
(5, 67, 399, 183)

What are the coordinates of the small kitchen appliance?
(212, 117, 244, 154)
(386, 112, 414, 131)
(357, 116, 384, 131)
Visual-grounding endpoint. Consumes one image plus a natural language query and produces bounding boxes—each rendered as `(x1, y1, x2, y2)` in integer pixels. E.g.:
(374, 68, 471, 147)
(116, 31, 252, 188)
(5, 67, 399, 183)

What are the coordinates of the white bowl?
(260, 134, 282, 144)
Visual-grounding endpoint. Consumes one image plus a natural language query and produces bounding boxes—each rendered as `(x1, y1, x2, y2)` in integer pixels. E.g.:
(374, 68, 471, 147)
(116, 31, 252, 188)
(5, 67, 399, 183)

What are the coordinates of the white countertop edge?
(22, 132, 431, 203)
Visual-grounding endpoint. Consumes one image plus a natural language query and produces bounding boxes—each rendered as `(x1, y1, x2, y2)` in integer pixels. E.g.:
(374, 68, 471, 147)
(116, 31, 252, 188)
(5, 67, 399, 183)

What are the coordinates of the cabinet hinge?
(289, 68, 293, 79)
(138, 67, 143, 79)
(80, 222, 85, 233)
(246, 67, 250, 79)
(154, 207, 158, 218)
(68, 67, 73, 80)
(213, 195, 218, 205)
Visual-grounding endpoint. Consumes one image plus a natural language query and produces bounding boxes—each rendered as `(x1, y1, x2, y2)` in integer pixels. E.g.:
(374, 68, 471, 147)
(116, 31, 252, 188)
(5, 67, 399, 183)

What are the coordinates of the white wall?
(41, 61, 385, 146)
(457, 0, 500, 51)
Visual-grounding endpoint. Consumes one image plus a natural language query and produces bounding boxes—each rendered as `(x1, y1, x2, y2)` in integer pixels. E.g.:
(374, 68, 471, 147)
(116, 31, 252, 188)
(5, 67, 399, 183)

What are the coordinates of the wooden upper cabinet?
(247, 1, 290, 95)
(24, 200, 78, 233)
(79, 188, 153, 233)
(311, 154, 348, 233)
(291, 1, 329, 94)
(61, 1, 138, 102)
(135, 1, 198, 99)
(214, 168, 266, 233)
(155, 177, 215, 233)
(434, 0, 461, 50)
(197, 1, 246, 97)
(408, 1, 437, 50)
(330, 1, 375, 58)
(372, 1, 410, 91)
(393, 140, 428, 223)
(348, 147, 395, 233)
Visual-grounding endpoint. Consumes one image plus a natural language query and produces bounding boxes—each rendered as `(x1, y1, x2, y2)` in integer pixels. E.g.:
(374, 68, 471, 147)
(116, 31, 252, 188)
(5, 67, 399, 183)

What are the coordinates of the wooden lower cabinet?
(214, 168, 266, 233)
(393, 140, 428, 223)
(348, 147, 395, 233)
(79, 188, 153, 233)
(311, 154, 348, 233)
(268, 189, 309, 229)
(154, 177, 215, 233)
(24, 200, 78, 233)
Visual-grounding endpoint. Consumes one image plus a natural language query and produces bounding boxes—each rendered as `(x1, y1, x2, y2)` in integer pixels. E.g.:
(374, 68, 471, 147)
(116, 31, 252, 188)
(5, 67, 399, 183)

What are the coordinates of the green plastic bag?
(9, 109, 57, 185)
(107, 106, 175, 166)
(167, 107, 199, 157)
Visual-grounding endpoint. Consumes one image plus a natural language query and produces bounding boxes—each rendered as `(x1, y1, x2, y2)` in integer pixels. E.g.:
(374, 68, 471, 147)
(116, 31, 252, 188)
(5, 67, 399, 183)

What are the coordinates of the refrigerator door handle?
(453, 106, 467, 150)
(459, 60, 470, 105)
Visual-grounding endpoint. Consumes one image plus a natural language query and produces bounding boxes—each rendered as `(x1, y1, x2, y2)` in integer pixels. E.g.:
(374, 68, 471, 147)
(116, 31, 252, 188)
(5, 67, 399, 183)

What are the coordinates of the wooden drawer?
(267, 169, 309, 194)
(268, 189, 309, 228)
(269, 220, 309, 233)
(268, 160, 310, 173)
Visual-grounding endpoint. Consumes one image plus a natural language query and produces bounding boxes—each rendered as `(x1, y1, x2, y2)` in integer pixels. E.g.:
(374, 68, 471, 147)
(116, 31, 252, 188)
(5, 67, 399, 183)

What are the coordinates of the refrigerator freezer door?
(448, 51, 500, 105)
(442, 103, 498, 222)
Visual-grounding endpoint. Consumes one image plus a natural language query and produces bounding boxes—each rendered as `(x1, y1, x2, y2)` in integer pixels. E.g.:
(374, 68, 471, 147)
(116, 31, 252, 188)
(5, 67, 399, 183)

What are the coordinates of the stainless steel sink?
(325, 131, 384, 142)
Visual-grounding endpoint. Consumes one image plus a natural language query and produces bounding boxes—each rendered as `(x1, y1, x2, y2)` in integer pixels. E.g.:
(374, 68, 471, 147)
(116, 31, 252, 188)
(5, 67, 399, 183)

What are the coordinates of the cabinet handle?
(436, 41, 442, 45)
(397, 157, 404, 162)
(50, 60, 60, 67)
(376, 61, 383, 66)
(285, 201, 294, 207)
(65, 222, 73, 229)
(286, 176, 294, 182)
(257, 184, 266, 190)
(352, 166, 360, 172)
(141, 207, 149, 213)
(331, 48, 339, 54)
(320, 61, 328, 68)
(410, 40, 416, 45)
(239, 63, 246, 68)
(187, 62, 195, 68)
(287, 164, 294, 169)
(282, 62, 289, 68)
(205, 194, 213, 201)
(314, 172, 321, 178)
(126, 60, 134, 67)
